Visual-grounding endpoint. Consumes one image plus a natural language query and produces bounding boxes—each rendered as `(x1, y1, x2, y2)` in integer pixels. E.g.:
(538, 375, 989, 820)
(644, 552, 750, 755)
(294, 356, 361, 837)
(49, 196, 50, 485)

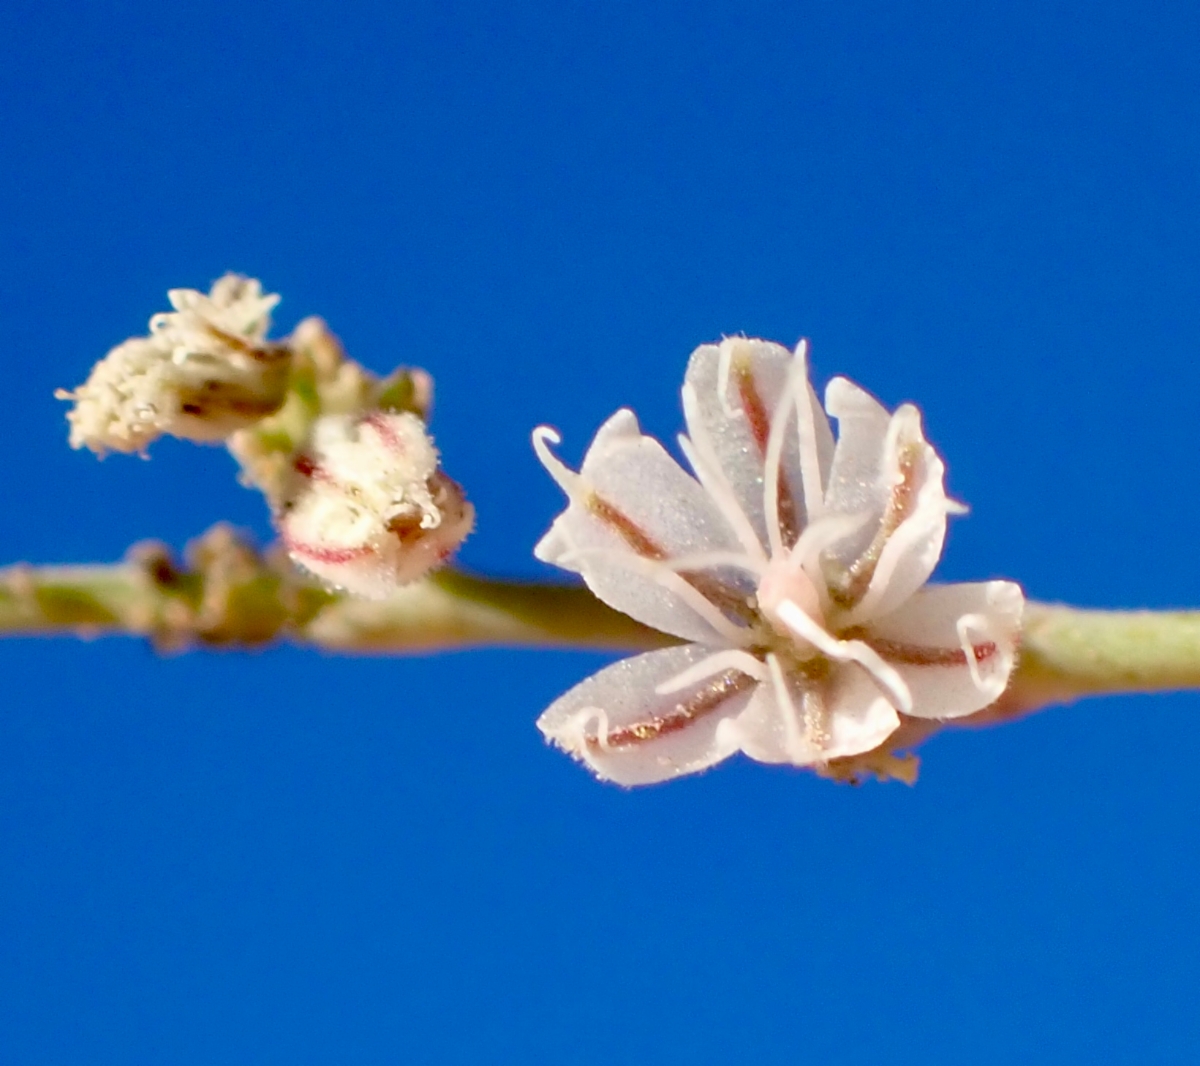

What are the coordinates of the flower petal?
(825, 379, 892, 520)
(538, 644, 760, 786)
(822, 391, 954, 621)
(821, 375, 892, 542)
(822, 666, 905, 757)
(864, 581, 1024, 719)
(682, 338, 833, 552)
(724, 657, 900, 765)
(848, 412, 952, 622)
(719, 656, 814, 765)
(534, 410, 756, 644)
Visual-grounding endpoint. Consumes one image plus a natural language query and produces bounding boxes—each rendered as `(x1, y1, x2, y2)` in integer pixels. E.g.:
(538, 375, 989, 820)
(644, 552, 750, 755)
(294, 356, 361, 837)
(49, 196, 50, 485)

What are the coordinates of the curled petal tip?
(532, 424, 581, 496)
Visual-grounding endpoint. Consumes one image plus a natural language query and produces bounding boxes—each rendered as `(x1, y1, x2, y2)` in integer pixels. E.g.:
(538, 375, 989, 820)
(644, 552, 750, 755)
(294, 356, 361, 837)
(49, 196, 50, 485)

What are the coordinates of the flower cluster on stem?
(57, 278, 472, 596)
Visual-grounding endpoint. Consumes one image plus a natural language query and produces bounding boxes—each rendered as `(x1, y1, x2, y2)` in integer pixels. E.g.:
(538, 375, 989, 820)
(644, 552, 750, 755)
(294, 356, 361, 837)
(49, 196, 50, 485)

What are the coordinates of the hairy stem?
(2, 527, 1199, 727)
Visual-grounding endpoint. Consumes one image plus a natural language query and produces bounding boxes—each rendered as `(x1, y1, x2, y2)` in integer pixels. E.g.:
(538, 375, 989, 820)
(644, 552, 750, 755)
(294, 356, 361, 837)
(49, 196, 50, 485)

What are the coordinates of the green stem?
(0, 525, 668, 655)
(2, 527, 1199, 727)
(975, 603, 1200, 724)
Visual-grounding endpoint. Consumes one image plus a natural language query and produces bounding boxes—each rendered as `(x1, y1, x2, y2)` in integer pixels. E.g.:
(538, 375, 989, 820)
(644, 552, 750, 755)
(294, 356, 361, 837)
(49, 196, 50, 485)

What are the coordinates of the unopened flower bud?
(278, 411, 473, 597)
(58, 274, 289, 455)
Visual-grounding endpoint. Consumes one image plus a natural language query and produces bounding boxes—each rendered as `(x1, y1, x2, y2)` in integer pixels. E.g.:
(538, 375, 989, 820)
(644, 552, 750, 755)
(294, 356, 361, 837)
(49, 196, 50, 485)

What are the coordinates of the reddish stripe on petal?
(775, 479, 801, 550)
(734, 352, 801, 547)
(202, 324, 285, 364)
(292, 455, 337, 486)
(733, 359, 771, 456)
(586, 490, 758, 626)
(585, 492, 667, 559)
(590, 670, 757, 749)
(826, 443, 921, 609)
(363, 411, 404, 452)
(203, 323, 255, 355)
(866, 636, 998, 668)
(283, 533, 375, 566)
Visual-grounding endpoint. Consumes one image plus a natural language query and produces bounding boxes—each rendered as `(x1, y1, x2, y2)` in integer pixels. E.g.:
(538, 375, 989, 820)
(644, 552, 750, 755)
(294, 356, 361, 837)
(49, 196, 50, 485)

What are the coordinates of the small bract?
(533, 338, 1023, 786)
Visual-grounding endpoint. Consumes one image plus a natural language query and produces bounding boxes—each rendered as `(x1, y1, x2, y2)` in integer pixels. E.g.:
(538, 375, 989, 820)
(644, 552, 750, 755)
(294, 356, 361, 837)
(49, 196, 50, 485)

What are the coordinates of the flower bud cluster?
(59, 277, 474, 598)
(59, 275, 289, 455)
(278, 411, 474, 597)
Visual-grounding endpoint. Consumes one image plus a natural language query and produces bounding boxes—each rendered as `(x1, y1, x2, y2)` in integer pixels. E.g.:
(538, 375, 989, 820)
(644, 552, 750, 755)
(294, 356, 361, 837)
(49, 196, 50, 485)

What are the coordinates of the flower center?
(756, 554, 826, 650)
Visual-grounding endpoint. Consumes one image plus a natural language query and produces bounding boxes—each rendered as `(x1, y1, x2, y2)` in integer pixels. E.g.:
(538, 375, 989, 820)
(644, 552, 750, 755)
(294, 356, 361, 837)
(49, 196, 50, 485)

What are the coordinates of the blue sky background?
(2, 0, 1199, 1061)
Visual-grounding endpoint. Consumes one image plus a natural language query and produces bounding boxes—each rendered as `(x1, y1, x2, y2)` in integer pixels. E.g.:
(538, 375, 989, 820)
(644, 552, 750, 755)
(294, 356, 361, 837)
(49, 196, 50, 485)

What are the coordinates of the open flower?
(278, 411, 474, 597)
(532, 338, 1023, 786)
(59, 274, 289, 454)
(148, 274, 279, 361)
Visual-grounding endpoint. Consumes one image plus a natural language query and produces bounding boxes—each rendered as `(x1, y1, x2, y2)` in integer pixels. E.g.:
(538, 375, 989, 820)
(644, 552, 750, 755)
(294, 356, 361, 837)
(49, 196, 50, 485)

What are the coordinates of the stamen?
(559, 541, 761, 629)
(774, 600, 913, 713)
(555, 543, 758, 580)
(661, 549, 766, 578)
(826, 414, 926, 613)
(679, 383, 768, 562)
(556, 546, 753, 646)
(956, 612, 993, 691)
(531, 426, 582, 497)
(655, 649, 768, 695)
(716, 340, 737, 418)
(839, 456, 944, 624)
(789, 510, 872, 573)
(677, 431, 764, 557)
(766, 653, 812, 761)
(580, 707, 613, 752)
(790, 341, 826, 524)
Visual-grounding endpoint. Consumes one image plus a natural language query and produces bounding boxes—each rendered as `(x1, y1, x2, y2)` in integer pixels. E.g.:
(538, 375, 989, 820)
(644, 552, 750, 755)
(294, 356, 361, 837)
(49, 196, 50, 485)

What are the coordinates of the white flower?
(532, 337, 1023, 786)
(60, 337, 199, 454)
(279, 411, 474, 597)
(149, 274, 279, 360)
(59, 274, 288, 455)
